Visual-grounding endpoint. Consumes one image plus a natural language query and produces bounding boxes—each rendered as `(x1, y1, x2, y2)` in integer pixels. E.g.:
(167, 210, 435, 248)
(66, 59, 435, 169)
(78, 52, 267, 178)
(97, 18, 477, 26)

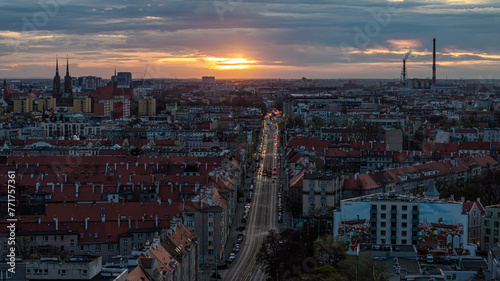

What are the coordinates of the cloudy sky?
(1, 0, 499, 80)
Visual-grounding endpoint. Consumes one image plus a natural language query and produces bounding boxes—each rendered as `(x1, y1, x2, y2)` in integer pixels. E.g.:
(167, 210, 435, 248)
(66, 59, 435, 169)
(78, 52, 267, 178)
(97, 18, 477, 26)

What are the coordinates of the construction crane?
(141, 65, 148, 87)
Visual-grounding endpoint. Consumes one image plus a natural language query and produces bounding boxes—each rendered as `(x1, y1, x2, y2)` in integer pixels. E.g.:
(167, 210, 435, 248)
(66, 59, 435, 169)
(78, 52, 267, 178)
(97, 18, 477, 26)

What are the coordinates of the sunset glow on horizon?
(0, 0, 499, 79)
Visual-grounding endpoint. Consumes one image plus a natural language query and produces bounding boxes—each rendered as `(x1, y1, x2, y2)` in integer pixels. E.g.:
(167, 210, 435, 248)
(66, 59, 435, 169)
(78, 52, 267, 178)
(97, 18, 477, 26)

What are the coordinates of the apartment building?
(302, 173, 343, 216)
(334, 186, 474, 256)
(481, 205, 500, 251)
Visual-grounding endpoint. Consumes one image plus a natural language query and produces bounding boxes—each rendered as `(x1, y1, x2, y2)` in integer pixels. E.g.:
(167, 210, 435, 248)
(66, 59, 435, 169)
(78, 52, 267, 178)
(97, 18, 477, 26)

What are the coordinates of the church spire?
(63, 55, 72, 94)
(112, 66, 118, 88)
(55, 55, 59, 76)
(66, 54, 69, 76)
(53, 55, 61, 97)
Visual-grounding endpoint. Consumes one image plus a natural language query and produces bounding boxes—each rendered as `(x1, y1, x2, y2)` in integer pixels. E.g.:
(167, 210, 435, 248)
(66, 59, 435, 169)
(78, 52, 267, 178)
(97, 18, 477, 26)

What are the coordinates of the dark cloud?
(0, 0, 499, 78)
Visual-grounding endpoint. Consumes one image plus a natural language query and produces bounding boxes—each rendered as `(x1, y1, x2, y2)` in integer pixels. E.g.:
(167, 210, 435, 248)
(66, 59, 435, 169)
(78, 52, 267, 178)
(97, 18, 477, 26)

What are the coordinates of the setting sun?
(204, 57, 257, 70)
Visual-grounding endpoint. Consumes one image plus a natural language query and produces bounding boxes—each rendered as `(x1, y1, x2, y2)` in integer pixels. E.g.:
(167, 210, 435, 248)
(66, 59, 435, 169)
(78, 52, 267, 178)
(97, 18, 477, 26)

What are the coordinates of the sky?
(0, 0, 499, 80)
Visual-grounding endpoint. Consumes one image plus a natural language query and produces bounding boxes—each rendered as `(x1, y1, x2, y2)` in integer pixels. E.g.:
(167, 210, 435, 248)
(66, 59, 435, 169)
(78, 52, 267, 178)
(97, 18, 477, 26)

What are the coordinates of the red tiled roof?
(91, 86, 133, 101)
(462, 201, 485, 213)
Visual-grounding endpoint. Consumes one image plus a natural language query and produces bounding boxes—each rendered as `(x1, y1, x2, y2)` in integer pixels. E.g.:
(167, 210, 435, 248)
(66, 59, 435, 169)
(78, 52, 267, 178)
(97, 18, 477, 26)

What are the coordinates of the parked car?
(227, 253, 236, 263)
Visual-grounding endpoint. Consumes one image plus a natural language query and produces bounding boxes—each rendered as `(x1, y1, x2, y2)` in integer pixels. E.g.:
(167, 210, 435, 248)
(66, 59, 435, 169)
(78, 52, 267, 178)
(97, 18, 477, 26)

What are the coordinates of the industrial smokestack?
(401, 59, 406, 85)
(432, 38, 436, 84)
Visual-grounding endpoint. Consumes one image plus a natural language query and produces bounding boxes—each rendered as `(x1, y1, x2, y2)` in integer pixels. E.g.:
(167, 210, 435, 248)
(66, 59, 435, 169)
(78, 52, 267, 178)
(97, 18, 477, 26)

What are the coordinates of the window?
(381, 222, 386, 227)
(43, 236, 48, 241)
(401, 239, 407, 244)
(96, 245, 101, 252)
(486, 229, 491, 235)
(381, 205, 386, 210)
(208, 231, 214, 237)
(124, 249, 128, 255)
(381, 230, 386, 236)
(402, 222, 407, 227)
(101, 206, 106, 211)
(108, 244, 114, 251)
(402, 205, 407, 210)
(60, 236, 64, 241)
(381, 214, 386, 219)
(402, 231, 407, 236)
(123, 239, 128, 246)
(402, 214, 407, 219)
(208, 222, 214, 227)
(485, 220, 490, 226)
(208, 241, 214, 246)
(391, 206, 397, 210)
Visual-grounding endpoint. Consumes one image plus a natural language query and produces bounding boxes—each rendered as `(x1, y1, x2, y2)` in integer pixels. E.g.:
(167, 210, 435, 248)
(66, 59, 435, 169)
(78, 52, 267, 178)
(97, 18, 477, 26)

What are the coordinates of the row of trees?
(257, 230, 391, 281)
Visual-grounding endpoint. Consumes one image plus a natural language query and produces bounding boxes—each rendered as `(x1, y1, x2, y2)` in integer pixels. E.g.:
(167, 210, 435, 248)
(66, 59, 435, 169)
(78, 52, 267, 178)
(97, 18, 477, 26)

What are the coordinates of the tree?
(314, 235, 346, 267)
(293, 116, 305, 128)
(258, 229, 314, 281)
(311, 116, 325, 128)
(338, 255, 390, 281)
(314, 265, 342, 281)
(237, 188, 244, 201)
(257, 229, 281, 281)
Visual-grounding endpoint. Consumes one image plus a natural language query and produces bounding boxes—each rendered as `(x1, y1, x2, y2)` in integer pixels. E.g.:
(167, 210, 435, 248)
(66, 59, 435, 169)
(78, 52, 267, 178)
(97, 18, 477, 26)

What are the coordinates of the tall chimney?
(432, 38, 436, 84)
(401, 59, 406, 85)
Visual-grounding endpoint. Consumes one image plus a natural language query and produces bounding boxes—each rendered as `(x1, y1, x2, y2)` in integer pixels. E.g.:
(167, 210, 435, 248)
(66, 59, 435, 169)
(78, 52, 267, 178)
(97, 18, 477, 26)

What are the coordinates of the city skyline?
(1, 0, 500, 80)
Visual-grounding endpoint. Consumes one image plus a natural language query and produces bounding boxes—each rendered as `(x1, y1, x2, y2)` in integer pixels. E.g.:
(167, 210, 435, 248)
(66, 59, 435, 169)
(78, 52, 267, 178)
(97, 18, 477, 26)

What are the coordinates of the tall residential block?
(138, 96, 156, 116)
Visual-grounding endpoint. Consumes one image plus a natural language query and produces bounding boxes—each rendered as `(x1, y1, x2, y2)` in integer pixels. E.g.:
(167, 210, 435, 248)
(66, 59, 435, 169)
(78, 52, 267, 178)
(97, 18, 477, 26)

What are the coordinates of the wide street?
(222, 118, 280, 281)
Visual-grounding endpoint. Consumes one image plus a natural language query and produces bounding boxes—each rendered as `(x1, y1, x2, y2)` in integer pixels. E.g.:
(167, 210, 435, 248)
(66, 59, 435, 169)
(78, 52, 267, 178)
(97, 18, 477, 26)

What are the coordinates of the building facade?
(13, 97, 33, 113)
(138, 96, 156, 117)
(334, 192, 474, 256)
(73, 97, 92, 113)
(481, 204, 500, 251)
(302, 173, 343, 217)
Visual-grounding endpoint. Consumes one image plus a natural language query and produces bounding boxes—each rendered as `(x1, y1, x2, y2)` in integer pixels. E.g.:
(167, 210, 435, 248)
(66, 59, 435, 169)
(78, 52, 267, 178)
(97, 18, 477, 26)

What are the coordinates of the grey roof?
(424, 180, 440, 197)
